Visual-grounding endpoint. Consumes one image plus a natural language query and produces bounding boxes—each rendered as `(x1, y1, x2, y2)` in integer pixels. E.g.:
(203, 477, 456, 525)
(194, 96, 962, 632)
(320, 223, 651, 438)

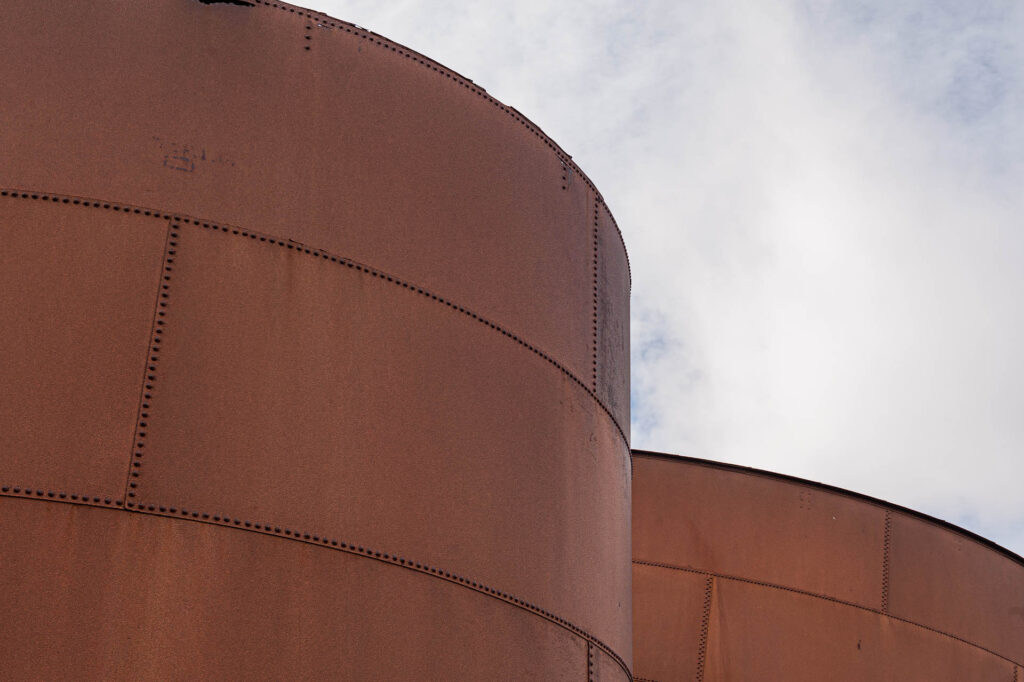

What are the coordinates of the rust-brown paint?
(0, 496, 590, 680)
(0, 0, 617, 404)
(1, 0, 630, 678)
(4, 0, 1023, 680)
(704, 579, 1014, 682)
(130, 220, 632, 658)
(0, 199, 166, 498)
(887, 513, 1024, 663)
(633, 451, 1024, 681)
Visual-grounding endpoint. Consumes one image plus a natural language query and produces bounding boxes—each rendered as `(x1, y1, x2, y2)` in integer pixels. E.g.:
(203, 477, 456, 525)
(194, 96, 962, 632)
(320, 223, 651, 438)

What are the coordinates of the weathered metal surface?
(0, 197, 166, 497)
(888, 513, 1024, 663)
(0, 0, 632, 678)
(632, 452, 886, 608)
(633, 451, 1024, 680)
(0, 497, 589, 680)
(632, 562, 708, 682)
(704, 578, 1015, 682)
(591, 642, 634, 682)
(595, 200, 631, 429)
(0, 0, 631, 400)
(127, 217, 632, 659)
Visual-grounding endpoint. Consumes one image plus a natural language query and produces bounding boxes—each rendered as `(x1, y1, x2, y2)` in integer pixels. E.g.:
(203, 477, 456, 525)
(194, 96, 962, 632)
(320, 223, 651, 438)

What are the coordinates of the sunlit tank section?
(632, 450, 1024, 681)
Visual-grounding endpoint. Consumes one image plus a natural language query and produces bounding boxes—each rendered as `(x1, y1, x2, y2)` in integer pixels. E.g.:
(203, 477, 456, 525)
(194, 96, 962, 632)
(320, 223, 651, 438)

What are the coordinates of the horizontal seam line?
(630, 450, 1024, 568)
(247, 0, 632, 282)
(0, 488, 630, 678)
(0, 186, 628, 448)
(633, 559, 1024, 669)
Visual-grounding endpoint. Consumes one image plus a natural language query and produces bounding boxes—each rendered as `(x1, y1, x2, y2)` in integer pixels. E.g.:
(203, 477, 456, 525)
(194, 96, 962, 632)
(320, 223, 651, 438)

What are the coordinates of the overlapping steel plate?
(0, 1, 632, 678)
(633, 451, 1024, 681)
(0, 496, 591, 680)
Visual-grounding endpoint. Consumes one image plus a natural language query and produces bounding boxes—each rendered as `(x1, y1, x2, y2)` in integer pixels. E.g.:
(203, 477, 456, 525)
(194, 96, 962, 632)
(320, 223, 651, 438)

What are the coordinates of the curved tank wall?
(632, 451, 1024, 682)
(0, 1, 632, 679)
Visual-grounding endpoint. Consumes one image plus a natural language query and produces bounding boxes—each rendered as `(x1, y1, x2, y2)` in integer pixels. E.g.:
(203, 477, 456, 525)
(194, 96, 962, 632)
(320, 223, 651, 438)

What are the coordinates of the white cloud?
(307, 0, 1024, 554)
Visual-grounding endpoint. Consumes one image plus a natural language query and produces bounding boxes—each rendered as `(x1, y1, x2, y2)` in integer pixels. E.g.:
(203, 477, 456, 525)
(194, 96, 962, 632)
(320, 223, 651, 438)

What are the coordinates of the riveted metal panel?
(0, 0, 622, 391)
(632, 453, 886, 608)
(888, 512, 1024, 664)
(633, 452, 1024, 679)
(703, 578, 1014, 682)
(0, 196, 167, 498)
(295, 17, 597, 387)
(1, 1, 632, 677)
(595, 199, 631, 432)
(0, 496, 589, 680)
(125, 221, 632, 665)
(590, 642, 633, 682)
(632, 562, 708, 682)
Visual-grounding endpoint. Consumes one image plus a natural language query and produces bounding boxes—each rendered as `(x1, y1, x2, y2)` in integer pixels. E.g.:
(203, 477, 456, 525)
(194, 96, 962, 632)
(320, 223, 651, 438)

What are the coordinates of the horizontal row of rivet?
(634, 559, 1023, 671)
(246, 0, 631, 285)
(0, 486, 630, 677)
(0, 188, 629, 448)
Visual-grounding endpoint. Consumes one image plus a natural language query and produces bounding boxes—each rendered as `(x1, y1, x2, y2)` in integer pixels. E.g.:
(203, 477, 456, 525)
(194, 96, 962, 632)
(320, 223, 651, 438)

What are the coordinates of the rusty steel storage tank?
(0, 0, 632, 679)
(6, 2, 1023, 681)
(632, 451, 1024, 682)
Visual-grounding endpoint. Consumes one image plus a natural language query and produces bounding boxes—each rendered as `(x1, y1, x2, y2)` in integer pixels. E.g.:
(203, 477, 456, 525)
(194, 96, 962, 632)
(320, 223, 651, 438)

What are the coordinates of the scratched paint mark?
(153, 136, 237, 174)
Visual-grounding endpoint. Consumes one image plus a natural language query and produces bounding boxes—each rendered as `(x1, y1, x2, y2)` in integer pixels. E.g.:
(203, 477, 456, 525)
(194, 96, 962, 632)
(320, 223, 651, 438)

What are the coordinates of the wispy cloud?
(312, 0, 1024, 554)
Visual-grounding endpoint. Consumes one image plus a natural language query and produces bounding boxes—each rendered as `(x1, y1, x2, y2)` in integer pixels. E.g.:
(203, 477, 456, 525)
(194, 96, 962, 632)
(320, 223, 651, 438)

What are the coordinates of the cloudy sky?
(309, 0, 1024, 555)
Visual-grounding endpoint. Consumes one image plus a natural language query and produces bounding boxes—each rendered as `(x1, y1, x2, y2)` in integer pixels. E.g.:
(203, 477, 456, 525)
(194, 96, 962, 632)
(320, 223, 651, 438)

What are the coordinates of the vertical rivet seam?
(0, 187, 629, 447)
(124, 221, 178, 505)
(696, 575, 713, 682)
(592, 198, 599, 392)
(882, 510, 893, 614)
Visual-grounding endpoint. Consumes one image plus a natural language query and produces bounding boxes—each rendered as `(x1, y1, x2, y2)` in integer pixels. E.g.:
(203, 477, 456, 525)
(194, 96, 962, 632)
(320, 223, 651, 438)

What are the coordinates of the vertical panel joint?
(881, 510, 893, 614)
(696, 574, 714, 682)
(591, 197, 599, 392)
(124, 220, 180, 506)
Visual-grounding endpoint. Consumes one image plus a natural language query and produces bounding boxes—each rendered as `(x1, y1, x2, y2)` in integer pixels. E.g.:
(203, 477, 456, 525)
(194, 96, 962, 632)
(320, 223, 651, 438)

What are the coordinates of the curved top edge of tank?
(237, 0, 631, 287)
(631, 448, 1024, 568)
